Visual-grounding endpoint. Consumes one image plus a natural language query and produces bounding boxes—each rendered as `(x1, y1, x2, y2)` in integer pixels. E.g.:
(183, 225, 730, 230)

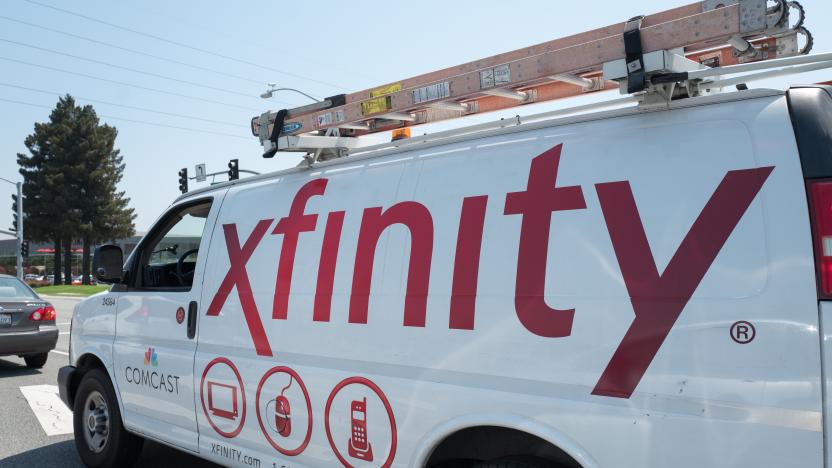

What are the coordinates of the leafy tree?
(17, 95, 135, 284)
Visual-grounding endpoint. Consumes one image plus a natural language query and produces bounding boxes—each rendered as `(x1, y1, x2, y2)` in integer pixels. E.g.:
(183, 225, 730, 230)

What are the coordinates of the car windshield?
(0, 277, 38, 300)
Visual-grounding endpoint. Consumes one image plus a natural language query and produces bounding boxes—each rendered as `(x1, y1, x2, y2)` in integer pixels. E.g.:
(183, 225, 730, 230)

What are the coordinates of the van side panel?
(69, 292, 120, 411)
(195, 94, 821, 467)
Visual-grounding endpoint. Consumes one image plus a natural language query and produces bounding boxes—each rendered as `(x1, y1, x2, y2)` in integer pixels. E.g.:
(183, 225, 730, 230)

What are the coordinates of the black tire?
(431, 460, 479, 468)
(73, 369, 144, 468)
(24, 353, 48, 368)
(473, 456, 559, 468)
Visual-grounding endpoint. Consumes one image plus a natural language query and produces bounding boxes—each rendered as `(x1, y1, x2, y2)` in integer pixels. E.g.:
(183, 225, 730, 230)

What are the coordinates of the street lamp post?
(0, 177, 22, 280)
(16, 182, 22, 280)
(260, 83, 321, 102)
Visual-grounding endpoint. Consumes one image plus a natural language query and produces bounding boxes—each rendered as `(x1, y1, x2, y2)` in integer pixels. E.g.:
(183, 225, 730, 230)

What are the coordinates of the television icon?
(207, 381, 238, 420)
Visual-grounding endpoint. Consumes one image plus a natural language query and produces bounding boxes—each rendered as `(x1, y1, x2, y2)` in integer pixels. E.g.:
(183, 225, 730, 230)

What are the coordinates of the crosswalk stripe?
(19, 384, 74, 436)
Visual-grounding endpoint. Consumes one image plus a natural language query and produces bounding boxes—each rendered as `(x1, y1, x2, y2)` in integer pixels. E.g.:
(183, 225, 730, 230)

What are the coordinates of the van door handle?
(187, 301, 198, 339)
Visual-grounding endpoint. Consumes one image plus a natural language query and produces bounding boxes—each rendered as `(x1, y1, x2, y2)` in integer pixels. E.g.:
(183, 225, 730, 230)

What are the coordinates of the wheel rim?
(82, 390, 110, 453)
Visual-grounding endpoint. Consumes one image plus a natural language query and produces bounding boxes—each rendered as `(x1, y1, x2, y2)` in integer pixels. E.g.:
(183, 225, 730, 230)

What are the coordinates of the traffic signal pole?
(0, 177, 22, 279)
(177, 160, 259, 192)
(15, 182, 22, 280)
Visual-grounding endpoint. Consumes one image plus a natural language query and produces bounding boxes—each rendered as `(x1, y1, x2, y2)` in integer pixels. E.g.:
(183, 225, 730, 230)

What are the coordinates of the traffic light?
(10, 194, 18, 232)
(178, 168, 188, 194)
(227, 159, 239, 181)
(20, 240, 28, 257)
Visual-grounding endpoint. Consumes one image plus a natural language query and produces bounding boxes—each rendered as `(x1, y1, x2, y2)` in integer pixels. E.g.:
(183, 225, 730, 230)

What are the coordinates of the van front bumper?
(0, 326, 58, 356)
(57, 365, 76, 409)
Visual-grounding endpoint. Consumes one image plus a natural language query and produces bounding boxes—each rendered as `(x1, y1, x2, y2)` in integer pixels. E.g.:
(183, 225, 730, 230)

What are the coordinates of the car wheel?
(24, 353, 48, 368)
(473, 456, 559, 468)
(73, 369, 143, 468)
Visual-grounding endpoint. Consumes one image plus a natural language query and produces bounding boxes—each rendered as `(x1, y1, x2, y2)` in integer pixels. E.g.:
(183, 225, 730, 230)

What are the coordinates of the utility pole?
(15, 182, 22, 280)
(0, 177, 22, 279)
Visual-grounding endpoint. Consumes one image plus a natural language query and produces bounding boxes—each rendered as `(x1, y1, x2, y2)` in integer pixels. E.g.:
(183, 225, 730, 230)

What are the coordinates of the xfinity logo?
(206, 143, 774, 399)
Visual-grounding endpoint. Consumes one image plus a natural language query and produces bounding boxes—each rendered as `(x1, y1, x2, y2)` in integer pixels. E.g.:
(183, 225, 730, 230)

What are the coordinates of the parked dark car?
(0, 274, 58, 368)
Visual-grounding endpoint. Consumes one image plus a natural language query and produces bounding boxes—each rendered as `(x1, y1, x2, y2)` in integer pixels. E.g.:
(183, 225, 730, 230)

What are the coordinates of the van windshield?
(0, 277, 38, 300)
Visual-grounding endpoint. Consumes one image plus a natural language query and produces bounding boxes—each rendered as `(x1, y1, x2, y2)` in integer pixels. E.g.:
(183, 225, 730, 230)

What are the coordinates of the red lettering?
(313, 211, 345, 322)
(449, 196, 488, 330)
(349, 202, 434, 326)
(206, 220, 274, 357)
(592, 166, 773, 398)
(273, 179, 328, 320)
(504, 144, 586, 338)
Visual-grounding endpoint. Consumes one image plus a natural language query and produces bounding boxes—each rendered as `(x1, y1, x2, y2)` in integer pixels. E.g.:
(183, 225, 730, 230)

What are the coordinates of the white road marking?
(19, 385, 74, 436)
(50, 350, 69, 356)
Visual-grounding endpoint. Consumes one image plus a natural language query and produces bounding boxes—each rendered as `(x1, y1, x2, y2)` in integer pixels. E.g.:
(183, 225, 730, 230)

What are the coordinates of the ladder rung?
(337, 123, 370, 131)
(379, 112, 416, 122)
(550, 74, 596, 89)
(481, 88, 529, 101)
(429, 101, 469, 112)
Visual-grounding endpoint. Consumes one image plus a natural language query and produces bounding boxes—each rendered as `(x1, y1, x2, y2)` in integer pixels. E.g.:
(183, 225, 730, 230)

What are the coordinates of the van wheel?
(73, 369, 143, 468)
(24, 353, 48, 368)
(473, 456, 558, 468)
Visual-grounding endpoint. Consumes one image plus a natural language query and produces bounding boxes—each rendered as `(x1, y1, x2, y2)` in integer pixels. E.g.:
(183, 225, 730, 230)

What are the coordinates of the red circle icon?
(200, 357, 246, 438)
(255, 366, 313, 456)
(324, 376, 397, 468)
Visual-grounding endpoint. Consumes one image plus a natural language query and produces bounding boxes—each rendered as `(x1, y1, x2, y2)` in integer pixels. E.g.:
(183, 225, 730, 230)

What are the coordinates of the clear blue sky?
(1, 0, 830, 234)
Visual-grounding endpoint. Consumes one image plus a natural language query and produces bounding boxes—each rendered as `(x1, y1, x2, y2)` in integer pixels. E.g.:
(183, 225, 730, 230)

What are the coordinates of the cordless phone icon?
(347, 397, 373, 462)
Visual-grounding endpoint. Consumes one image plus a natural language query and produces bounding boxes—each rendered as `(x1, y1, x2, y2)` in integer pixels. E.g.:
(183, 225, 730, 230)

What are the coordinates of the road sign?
(195, 163, 207, 182)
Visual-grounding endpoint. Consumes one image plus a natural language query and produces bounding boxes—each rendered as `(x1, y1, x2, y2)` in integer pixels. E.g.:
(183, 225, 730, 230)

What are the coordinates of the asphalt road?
(0, 295, 219, 468)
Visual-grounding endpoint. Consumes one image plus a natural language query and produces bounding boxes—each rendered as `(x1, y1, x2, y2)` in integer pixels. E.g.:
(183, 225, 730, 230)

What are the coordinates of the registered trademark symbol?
(730, 321, 755, 344)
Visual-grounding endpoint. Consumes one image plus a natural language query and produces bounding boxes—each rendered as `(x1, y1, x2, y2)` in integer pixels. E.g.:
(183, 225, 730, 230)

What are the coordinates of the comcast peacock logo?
(126, 347, 179, 394)
(144, 347, 158, 367)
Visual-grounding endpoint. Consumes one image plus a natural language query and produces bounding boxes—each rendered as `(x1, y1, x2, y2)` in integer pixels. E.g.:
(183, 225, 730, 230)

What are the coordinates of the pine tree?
(17, 95, 136, 284)
(80, 130, 136, 284)
(17, 96, 76, 282)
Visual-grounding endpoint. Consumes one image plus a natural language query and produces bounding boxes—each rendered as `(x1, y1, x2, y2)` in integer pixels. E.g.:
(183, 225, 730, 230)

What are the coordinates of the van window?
(136, 201, 211, 290)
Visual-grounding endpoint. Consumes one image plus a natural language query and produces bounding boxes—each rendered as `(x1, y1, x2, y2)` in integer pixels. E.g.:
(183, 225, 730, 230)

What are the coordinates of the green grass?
(33, 284, 110, 297)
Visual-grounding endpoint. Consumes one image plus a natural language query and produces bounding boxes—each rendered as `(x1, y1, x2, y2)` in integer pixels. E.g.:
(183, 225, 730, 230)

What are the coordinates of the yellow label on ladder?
(369, 82, 402, 98)
(361, 96, 393, 115)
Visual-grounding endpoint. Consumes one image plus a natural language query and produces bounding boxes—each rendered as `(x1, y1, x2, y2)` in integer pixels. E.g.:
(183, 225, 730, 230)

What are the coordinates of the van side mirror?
(93, 245, 125, 284)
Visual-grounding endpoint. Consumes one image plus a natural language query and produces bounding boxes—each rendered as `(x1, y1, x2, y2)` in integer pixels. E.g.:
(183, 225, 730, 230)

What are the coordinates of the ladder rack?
(251, 0, 813, 158)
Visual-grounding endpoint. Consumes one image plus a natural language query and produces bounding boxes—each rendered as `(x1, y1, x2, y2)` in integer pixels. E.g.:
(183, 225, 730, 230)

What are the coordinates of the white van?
(56, 82, 832, 468)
